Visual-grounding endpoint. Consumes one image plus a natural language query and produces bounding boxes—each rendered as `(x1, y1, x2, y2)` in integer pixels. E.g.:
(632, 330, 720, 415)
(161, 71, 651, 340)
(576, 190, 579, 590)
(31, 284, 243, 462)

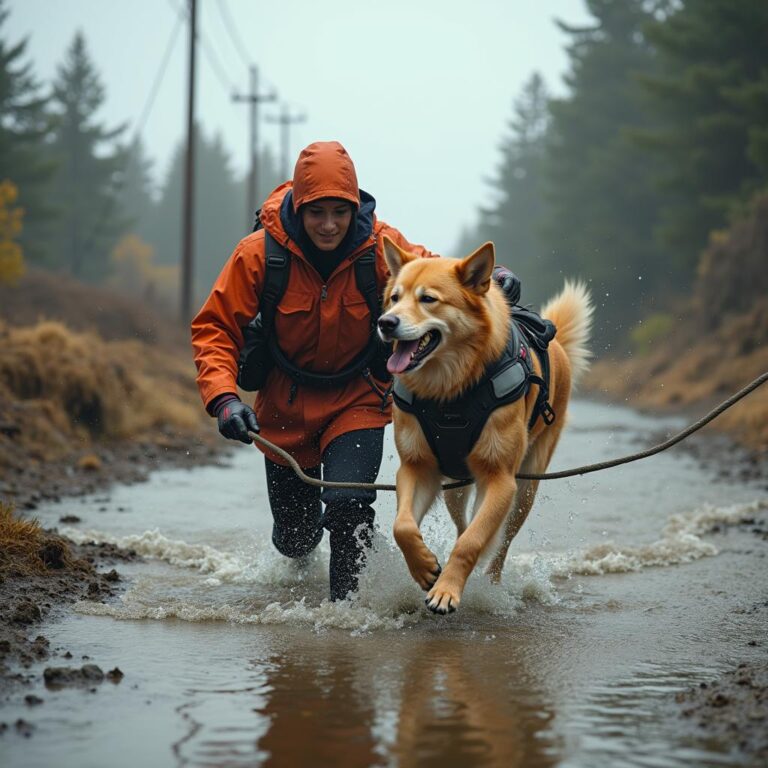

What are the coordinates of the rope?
(248, 370, 768, 492)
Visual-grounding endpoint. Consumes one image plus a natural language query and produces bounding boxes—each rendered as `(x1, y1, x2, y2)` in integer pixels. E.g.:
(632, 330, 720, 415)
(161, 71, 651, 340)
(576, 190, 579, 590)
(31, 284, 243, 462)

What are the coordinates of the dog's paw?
(409, 558, 442, 592)
(394, 524, 442, 590)
(425, 581, 461, 615)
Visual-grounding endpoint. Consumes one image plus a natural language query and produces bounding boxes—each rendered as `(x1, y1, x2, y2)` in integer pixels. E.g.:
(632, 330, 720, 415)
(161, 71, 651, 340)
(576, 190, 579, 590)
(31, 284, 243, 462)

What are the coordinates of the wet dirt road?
(2, 400, 766, 768)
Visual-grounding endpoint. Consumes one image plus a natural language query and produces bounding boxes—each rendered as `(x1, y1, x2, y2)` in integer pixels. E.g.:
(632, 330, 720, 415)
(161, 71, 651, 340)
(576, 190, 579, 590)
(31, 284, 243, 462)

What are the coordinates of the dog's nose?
(377, 315, 400, 335)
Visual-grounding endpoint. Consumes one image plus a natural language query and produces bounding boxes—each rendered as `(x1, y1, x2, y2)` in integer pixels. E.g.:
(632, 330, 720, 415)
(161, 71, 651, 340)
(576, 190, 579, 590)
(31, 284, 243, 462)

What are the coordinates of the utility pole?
(180, 0, 197, 323)
(266, 105, 307, 181)
(233, 66, 277, 231)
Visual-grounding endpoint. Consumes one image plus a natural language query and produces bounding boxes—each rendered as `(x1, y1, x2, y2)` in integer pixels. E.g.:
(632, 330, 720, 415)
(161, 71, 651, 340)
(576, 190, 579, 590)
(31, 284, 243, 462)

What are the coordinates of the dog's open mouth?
(386, 331, 442, 374)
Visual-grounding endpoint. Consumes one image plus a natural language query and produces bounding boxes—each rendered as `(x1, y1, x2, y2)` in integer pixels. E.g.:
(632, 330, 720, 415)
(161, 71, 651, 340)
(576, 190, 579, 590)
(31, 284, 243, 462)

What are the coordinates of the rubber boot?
(327, 513, 374, 601)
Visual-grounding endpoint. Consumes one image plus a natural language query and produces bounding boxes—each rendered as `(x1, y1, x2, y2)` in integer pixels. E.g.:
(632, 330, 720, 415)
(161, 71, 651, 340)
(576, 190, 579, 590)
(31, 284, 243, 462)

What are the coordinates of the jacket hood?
(280, 187, 377, 258)
(291, 141, 361, 211)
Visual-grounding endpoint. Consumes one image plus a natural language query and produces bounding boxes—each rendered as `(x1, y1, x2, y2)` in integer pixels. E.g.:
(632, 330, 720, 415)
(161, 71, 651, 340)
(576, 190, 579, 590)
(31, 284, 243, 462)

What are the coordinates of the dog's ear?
(457, 242, 495, 294)
(382, 236, 414, 278)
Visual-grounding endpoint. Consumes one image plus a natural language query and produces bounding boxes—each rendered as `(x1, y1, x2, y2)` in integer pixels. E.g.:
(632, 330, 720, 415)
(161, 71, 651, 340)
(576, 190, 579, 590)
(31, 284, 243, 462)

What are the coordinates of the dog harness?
(392, 312, 556, 480)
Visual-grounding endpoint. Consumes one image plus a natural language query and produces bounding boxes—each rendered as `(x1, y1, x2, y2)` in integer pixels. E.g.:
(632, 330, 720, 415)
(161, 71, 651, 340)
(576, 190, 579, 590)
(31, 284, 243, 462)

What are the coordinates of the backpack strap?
(353, 246, 381, 325)
(260, 232, 291, 334)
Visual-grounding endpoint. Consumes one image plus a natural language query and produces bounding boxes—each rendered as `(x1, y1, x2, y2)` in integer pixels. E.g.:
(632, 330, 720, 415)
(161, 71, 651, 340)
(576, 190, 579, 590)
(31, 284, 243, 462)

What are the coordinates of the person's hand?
(492, 265, 521, 305)
(215, 397, 260, 443)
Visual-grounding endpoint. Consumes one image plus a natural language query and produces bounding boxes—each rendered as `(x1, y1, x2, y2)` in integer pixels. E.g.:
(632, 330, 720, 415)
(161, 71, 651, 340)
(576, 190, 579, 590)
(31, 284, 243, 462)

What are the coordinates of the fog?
(7, 0, 590, 254)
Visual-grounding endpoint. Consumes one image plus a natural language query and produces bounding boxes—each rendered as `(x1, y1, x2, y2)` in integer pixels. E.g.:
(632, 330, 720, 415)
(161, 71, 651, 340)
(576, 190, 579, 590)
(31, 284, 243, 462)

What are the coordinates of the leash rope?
(247, 371, 768, 491)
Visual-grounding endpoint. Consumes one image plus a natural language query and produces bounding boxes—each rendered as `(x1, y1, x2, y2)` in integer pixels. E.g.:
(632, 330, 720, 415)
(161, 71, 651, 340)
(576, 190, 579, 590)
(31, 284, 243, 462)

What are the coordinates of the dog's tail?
(540, 280, 593, 387)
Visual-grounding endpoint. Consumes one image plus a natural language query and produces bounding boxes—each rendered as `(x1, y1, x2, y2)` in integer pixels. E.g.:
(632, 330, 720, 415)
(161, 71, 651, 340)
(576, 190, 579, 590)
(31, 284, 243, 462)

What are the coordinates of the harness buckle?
(541, 401, 556, 425)
(266, 252, 288, 268)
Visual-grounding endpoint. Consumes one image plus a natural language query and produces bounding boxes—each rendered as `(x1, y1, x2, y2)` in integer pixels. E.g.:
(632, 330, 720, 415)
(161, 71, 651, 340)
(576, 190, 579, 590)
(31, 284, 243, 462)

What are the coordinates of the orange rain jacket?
(191, 141, 435, 467)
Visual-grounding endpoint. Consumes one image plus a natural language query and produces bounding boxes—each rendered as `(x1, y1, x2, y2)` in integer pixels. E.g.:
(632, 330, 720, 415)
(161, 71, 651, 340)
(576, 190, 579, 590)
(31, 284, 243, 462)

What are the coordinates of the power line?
(134, 8, 185, 139)
(265, 105, 307, 180)
(215, 0, 251, 69)
(168, 0, 239, 95)
(80, 5, 185, 264)
(213, 0, 281, 105)
(233, 66, 277, 229)
(199, 30, 238, 93)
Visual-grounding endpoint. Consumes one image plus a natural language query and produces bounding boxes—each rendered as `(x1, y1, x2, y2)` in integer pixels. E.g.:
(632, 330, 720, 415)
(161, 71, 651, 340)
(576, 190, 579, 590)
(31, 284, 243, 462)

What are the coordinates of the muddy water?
(3, 400, 767, 768)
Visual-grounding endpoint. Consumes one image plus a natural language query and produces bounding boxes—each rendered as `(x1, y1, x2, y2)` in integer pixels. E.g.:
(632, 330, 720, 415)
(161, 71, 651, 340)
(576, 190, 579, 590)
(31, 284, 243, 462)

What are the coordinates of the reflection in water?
(253, 634, 556, 768)
(257, 651, 381, 768)
(391, 637, 556, 768)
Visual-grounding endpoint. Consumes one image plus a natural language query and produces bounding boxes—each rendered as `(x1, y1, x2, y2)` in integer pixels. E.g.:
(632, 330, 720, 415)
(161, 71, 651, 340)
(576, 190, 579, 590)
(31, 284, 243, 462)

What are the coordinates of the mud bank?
(0, 425, 225, 512)
(676, 598, 768, 764)
(581, 301, 768, 457)
(0, 425, 229, 703)
(0, 506, 138, 703)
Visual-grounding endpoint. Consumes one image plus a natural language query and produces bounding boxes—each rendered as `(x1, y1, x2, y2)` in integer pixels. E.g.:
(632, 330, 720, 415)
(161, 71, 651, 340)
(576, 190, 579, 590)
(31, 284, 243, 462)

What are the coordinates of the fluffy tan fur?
(380, 237, 593, 614)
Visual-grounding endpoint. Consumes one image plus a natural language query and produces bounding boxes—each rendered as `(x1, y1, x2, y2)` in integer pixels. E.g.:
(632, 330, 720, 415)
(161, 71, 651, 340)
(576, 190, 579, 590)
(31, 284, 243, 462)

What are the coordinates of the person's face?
(301, 199, 354, 251)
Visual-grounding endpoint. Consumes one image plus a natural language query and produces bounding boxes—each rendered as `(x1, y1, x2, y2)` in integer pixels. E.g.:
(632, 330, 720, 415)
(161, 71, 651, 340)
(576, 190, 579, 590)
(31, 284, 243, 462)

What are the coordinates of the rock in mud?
(11, 600, 41, 625)
(38, 540, 67, 569)
(77, 454, 102, 472)
(106, 667, 124, 683)
(14, 718, 35, 738)
(43, 663, 105, 689)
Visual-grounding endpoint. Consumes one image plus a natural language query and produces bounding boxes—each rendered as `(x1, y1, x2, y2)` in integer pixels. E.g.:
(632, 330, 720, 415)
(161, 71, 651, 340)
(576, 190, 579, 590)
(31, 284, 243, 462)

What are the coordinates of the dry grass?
(0, 319, 205, 469)
(0, 501, 87, 577)
(0, 267, 186, 347)
(583, 194, 768, 453)
(585, 303, 768, 450)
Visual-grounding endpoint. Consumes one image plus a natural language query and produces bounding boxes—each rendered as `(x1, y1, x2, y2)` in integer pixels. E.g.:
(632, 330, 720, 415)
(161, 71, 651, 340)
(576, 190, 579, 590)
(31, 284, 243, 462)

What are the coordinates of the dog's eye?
(420, 295, 438, 304)
(390, 293, 399, 304)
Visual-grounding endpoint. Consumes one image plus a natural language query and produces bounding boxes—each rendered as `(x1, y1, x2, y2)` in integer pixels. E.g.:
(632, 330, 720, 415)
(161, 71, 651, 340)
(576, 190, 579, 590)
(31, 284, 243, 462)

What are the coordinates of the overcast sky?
(7, 0, 592, 255)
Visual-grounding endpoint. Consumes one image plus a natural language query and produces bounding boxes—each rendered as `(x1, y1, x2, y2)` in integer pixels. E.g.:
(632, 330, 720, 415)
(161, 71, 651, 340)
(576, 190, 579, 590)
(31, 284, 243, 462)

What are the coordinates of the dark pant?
(264, 427, 384, 601)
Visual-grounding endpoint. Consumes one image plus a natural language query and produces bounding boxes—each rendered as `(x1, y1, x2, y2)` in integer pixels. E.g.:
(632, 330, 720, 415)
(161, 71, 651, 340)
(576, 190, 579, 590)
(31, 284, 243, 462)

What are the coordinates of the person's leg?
(321, 428, 384, 600)
(264, 458, 324, 559)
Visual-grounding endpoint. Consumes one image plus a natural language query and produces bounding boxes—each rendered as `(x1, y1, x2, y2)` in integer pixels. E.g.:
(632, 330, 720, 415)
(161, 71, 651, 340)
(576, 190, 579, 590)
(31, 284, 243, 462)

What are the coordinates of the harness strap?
(527, 346, 556, 430)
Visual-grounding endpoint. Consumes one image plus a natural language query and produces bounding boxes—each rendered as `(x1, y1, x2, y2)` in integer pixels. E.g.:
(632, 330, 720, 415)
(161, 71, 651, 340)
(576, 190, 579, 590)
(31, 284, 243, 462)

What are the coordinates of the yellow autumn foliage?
(110, 233, 178, 309)
(0, 179, 24, 284)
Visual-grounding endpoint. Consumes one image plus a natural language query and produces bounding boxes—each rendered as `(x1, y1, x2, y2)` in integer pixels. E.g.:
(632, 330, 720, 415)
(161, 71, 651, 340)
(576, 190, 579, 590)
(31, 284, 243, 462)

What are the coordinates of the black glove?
(214, 397, 260, 444)
(492, 265, 521, 306)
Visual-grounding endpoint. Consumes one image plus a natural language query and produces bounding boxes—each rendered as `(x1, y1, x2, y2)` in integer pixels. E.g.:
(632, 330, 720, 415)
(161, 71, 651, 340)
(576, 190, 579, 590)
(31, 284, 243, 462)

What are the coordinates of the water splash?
(66, 498, 765, 632)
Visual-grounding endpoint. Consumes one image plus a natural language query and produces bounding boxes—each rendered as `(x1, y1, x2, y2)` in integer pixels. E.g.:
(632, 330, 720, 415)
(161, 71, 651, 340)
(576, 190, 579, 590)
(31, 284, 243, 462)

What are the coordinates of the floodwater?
(2, 400, 767, 768)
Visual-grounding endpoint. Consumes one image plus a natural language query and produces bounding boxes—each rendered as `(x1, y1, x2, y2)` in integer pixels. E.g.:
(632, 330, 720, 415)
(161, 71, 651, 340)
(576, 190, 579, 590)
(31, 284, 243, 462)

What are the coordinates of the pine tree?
(543, 0, 672, 342)
(117, 137, 156, 244)
(149, 128, 280, 302)
(149, 126, 247, 300)
(639, 0, 768, 268)
(476, 73, 554, 306)
(46, 31, 127, 279)
(0, 0, 56, 262)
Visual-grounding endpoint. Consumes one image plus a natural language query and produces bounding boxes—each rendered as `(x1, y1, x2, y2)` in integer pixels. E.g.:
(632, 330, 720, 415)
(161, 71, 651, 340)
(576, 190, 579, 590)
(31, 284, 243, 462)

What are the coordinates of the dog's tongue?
(387, 340, 420, 374)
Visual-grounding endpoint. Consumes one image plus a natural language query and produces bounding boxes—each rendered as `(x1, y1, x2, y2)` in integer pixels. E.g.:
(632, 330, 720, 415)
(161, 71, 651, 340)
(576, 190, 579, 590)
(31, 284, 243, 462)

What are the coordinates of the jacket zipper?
(321, 285, 328, 301)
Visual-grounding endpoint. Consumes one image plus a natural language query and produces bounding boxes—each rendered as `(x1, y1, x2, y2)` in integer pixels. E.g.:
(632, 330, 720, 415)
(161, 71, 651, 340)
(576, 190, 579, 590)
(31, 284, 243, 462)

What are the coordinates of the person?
(191, 141, 519, 601)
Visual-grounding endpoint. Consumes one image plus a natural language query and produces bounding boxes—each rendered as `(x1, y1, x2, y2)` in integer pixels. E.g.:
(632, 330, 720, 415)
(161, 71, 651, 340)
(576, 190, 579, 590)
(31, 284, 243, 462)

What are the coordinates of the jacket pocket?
(274, 294, 316, 355)
(340, 295, 371, 324)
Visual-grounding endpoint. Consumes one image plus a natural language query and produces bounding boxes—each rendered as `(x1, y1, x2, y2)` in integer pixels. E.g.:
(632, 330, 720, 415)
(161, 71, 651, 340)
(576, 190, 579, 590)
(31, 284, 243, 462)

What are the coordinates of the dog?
(377, 237, 593, 614)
